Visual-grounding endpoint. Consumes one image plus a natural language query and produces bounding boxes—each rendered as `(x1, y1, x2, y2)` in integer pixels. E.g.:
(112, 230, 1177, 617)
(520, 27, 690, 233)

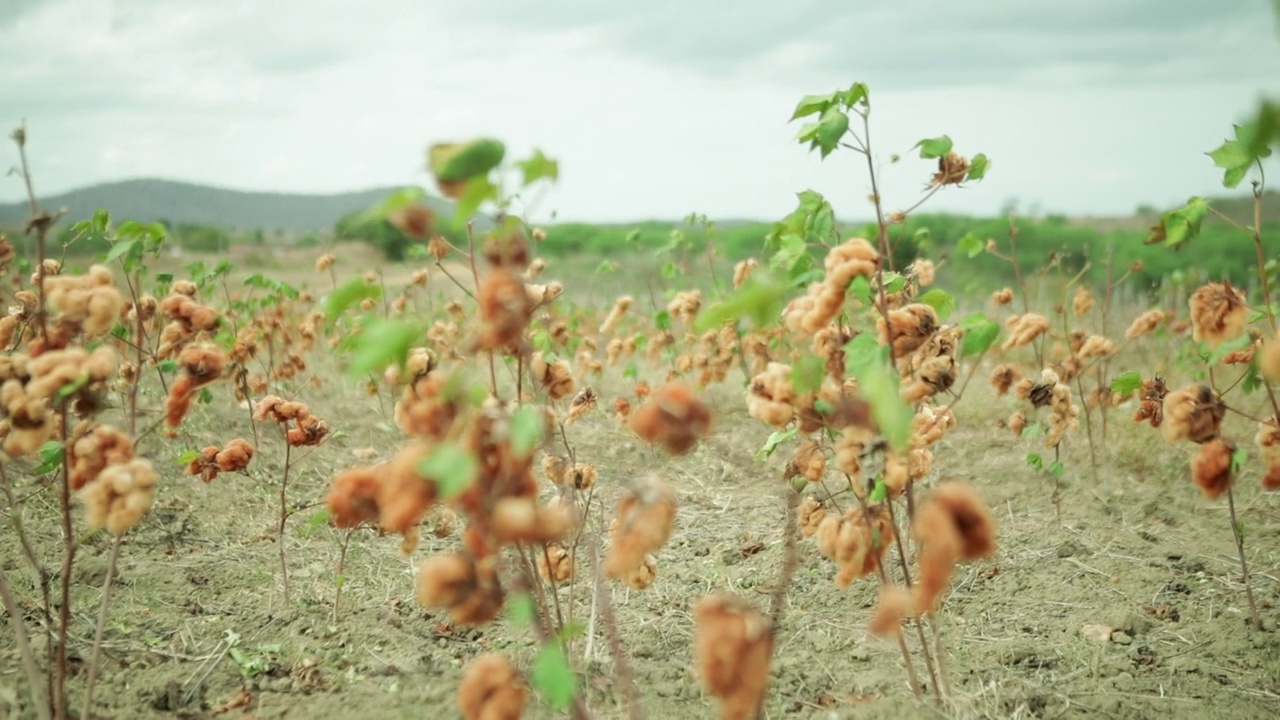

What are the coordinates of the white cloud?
(2, 0, 1279, 224)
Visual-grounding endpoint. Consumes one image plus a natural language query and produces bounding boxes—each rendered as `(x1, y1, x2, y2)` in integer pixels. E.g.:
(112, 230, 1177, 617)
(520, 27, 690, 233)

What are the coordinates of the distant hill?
(0, 178, 454, 232)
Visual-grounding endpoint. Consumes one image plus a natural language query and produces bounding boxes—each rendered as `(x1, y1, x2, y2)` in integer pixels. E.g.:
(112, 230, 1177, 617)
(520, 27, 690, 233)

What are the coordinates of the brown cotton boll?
(214, 438, 254, 472)
(565, 463, 598, 490)
(746, 362, 797, 428)
(315, 253, 336, 273)
(565, 387, 598, 426)
(991, 288, 1013, 306)
(1189, 281, 1249, 348)
(796, 496, 826, 538)
(605, 477, 677, 580)
(614, 396, 631, 425)
(1072, 286, 1095, 316)
(529, 351, 577, 401)
(187, 446, 220, 483)
(600, 295, 633, 335)
(541, 453, 570, 486)
(628, 381, 713, 455)
(1264, 463, 1280, 491)
(416, 552, 478, 609)
(732, 258, 758, 290)
(178, 344, 228, 385)
(867, 585, 914, 638)
(171, 280, 197, 297)
(1007, 411, 1028, 437)
(1161, 384, 1225, 444)
(930, 151, 970, 186)
(521, 257, 547, 281)
(878, 304, 939, 357)
(1256, 420, 1280, 463)
(910, 259, 936, 287)
(834, 425, 875, 478)
(908, 448, 933, 481)
(910, 404, 955, 449)
(1076, 335, 1114, 359)
(458, 650, 527, 717)
(81, 458, 158, 536)
(472, 269, 535, 351)
(428, 235, 450, 260)
(1001, 313, 1050, 350)
(815, 505, 894, 586)
(911, 501, 962, 614)
(328, 466, 383, 528)
(491, 497, 571, 545)
(693, 593, 773, 720)
(1191, 438, 1236, 500)
(536, 544, 576, 585)
(69, 425, 136, 490)
(788, 440, 826, 483)
(164, 374, 196, 429)
(622, 553, 658, 590)
(926, 482, 997, 560)
(781, 294, 817, 334)
(824, 237, 879, 272)
(1260, 336, 1280, 382)
(1125, 309, 1169, 339)
(286, 414, 330, 447)
(377, 442, 437, 534)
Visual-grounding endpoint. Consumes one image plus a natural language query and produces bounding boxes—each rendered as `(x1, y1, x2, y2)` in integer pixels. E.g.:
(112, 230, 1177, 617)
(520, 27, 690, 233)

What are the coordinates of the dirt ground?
(3, 248, 1280, 719)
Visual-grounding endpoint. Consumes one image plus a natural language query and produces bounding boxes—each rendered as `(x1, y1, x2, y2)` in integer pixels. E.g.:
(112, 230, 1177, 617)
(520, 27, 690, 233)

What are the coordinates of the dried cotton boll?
(628, 381, 713, 455)
(600, 295, 633, 334)
(867, 585, 914, 638)
(878, 303, 939, 357)
(992, 288, 1014, 306)
(604, 477, 677, 580)
(1191, 438, 1236, 500)
(81, 458, 158, 535)
(732, 258, 758, 289)
(622, 554, 658, 589)
(1161, 384, 1225, 444)
(415, 553, 504, 626)
(1076, 335, 1114, 359)
(911, 404, 955, 448)
(693, 594, 774, 720)
(1007, 411, 1028, 437)
(315, 253, 336, 273)
(1189, 281, 1249, 348)
(68, 425, 136, 490)
(1072, 286, 1095, 316)
(815, 505, 896, 587)
(1125, 309, 1169, 339)
(911, 481, 996, 613)
(787, 440, 826, 483)
(745, 362, 797, 428)
(536, 544, 575, 585)
(796, 496, 826, 538)
(491, 496, 571, 545)
(1002, 313, 1050, 350)
(1261, 336, 1280, 383)
(456, 654, 528, 720)
(910, 259, 936, 287)
(529, 351, 576, 401)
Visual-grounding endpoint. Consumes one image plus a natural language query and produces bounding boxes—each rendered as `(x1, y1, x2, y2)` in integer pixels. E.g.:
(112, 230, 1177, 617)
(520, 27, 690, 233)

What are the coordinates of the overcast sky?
(3, 0, 1279, 223)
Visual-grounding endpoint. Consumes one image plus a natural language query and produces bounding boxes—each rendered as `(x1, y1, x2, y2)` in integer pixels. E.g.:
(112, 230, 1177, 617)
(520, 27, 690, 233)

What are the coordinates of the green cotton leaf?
(790, 91, 839, 121)
(451, 176, 500, 228)
(654, 310, 672, 332)
(1231, 447, 1249, 475)
(515, 149, 559, 186)
(419, 442, 479, 499)
(813, 106, 849, 158)
(661, 261, 679, 279)
(848, 275, 872, 304)
(104, 238, 139, 264)
(55, 374, 90, 402)
(843, 333, 889, 376)
(325, 276, 383, 321)
(1025, 452, 1043, 471)
(509, 405, 545, 456)
(115, 220, 144, 239)
(346, 318, 420, 378)
(855, 360, 911, 454)
(428, 138, 506, 183)
(1145, 196, 1208, 249)
(1207, 124, 1266, 189)
(198, 387, 214, 405)
(914, 135, 953, 159)
(1049, 461, 1065, 478)
(754, 428, 797, 462)
(531, 643, 577, 711)
(1242, 355, 1263, 395)
(869, 477, 888, 503)
(958, 313, 999, 357)
(693, 274, 788, 332)
(956, 233, 984, 259)
(1110, 371, 1144, 396)
(917, 289, 956, 322)
(35, 440, 64, 475)
(357, 186, 426, 224)
(842, 81, 869, 108)
(177, 450, 200, 466)
(790, 354, 826, 395)
(966, 153, 990, 181)
(157, 359, 179, 374)
(881, 272, 906, 294)
(506, 592, 537, 628)
(1021, 423, 1044, 439)
(795, 121, 821, 144)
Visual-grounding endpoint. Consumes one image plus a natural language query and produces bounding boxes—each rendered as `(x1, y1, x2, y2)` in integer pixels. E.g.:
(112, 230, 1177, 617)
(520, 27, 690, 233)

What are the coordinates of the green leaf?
(914, 135, 953, 159)
(1146, 196, 1208, 249)
(506, 592, 537, 628)
(516, 149, 559, 186)
(116, 220, 144, 239)
(842, 82, 869, 108)
(1110, 371, 1143, 396)
(1231, 447, 1249, 475)
(1049, 461, 1065, 478)
(917, 289, 956, 322)
(1208, 125, 1265, 189)
(790, 92, 838, 121)
(177, 450, 200, 466)
(105, 238, 139, 264)
(419, 442, 479, 499)
(157, 359, 178, 374)
(813, 106, 850, 158)
(346, 318, 420, 378)
(848, 275, 872, 304)
(300, 509, 332, 538)
(451, 176, 500, 227)
(325, 276, 383, 322)
(531, 643, 577, 711)
(693, 274, 788, 332)
(1025, 452, 1043, 471)
(956, 233, 984, 259)
(198, 388, 214, 404)
(881, 272, 906, 294)
(869, 477, 888, 503)
(843, 335, 909, 453)
(654, 310, 672, 332)
(1208, 332, 1253, 364)
(957, 313, 999, 358)
(428, 139, 506, 183)
(967, 153, 990, 181)
(660, 261, 678, 279)
(509, 405, 544, 456)
(1242, 354, 1263, 395)
(754, 428, 798, 461)
(56, 374, 90, 402)
(35, 440, 64, 475)
(790, 354, 826, 395)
